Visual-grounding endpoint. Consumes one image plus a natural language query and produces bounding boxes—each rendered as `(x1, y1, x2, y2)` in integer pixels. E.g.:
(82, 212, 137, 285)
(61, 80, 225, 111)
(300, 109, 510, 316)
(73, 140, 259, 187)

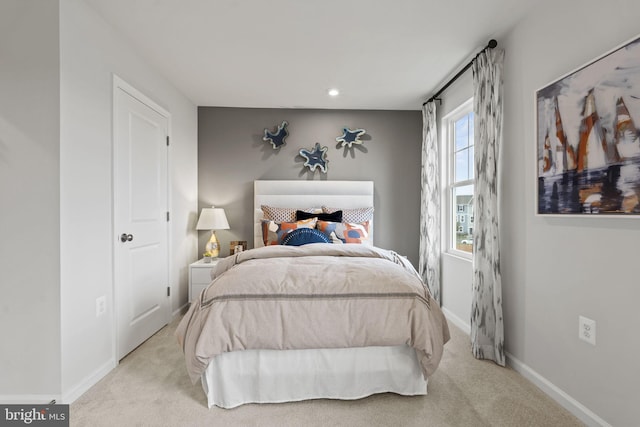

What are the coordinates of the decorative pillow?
(281, 228, 331, 246)
(261, 218, 318, 246)
(261, 205, 319, 222)
(316, 220, 370, 244)
(322, 206, 374, 223)
(296, 210, 342, 222)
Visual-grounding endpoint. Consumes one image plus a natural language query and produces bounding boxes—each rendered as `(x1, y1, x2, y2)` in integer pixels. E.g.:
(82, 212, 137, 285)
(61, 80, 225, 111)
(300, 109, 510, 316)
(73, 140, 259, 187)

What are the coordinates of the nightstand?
(189, 258, 221, 302)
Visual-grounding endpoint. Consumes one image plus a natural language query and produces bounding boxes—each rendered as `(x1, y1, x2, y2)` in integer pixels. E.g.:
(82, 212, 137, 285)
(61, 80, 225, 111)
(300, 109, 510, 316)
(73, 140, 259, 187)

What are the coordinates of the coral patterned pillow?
(316, 220, 370, 244)
(261, 218, 318, 246)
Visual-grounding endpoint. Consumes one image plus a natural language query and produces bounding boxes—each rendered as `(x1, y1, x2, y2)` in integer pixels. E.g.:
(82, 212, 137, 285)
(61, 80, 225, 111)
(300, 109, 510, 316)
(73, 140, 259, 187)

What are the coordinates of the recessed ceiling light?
(328, 88, 340, 97)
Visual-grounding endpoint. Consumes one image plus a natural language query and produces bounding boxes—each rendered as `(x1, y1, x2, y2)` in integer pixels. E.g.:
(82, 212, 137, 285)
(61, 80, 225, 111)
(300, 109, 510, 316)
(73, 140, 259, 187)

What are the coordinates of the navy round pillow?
(281, 228, 331, 246)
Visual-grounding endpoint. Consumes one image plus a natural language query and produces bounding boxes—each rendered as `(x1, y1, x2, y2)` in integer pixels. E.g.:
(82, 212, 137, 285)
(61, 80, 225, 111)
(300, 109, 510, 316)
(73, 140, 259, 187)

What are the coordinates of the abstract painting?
(536, 35, 640, 216)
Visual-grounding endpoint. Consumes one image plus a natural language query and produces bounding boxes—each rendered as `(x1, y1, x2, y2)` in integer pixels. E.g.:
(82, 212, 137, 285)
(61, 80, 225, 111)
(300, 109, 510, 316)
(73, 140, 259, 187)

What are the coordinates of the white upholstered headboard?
(254, 180, 374, 247)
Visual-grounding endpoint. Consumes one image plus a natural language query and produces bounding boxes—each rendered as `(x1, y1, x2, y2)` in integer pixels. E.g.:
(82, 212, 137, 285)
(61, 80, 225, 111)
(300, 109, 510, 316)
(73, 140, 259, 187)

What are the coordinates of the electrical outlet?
(96, 296, 106, 317)
(578, 315, 596, 345)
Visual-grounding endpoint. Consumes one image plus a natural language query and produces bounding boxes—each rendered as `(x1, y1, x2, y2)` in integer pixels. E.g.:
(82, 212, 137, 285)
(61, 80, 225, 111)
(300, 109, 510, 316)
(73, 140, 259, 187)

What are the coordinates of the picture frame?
(229, 240, 247, 255)
(535, 34, 640, 216)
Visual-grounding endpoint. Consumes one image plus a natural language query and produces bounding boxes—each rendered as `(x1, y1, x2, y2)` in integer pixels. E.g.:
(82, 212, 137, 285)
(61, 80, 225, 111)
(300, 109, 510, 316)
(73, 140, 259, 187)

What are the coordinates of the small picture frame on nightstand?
(229, 240, 247, 255)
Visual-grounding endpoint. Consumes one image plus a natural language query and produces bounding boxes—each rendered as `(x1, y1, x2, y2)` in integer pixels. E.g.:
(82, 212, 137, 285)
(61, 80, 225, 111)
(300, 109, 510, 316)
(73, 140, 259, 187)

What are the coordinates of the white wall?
(442, 1, 640, 425)
(59, 0, 197, 401)
(0, 1, 61, 400)
(502, 3, 640, 425)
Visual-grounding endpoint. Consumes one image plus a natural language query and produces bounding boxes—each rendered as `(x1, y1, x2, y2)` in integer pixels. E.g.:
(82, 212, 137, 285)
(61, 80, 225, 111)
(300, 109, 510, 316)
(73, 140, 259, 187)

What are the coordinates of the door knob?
(120, 233, 134, 242)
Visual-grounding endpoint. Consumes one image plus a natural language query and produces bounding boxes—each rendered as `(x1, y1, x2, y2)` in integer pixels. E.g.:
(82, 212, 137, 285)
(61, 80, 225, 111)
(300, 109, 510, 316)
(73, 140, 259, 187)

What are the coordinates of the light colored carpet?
(70, 316, 583, 426)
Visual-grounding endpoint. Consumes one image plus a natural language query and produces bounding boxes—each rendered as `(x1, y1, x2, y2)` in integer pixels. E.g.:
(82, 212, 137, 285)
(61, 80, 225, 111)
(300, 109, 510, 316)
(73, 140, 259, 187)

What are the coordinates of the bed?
(176, 180, 450, 409)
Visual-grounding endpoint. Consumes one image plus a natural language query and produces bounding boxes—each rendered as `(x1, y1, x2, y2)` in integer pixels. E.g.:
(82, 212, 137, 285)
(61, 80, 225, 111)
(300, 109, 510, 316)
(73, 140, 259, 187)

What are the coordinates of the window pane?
(469, 145, 474, 179)
(455, 149, 469, 182)
(455, 115, 469, 151)
(453, 184, 474, 253)
(445, 100, 474, 257)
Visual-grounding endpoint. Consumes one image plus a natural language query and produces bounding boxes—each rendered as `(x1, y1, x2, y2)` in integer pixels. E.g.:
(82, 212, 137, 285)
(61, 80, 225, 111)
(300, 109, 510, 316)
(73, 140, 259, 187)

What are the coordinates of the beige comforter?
(176, 243, 450, 383)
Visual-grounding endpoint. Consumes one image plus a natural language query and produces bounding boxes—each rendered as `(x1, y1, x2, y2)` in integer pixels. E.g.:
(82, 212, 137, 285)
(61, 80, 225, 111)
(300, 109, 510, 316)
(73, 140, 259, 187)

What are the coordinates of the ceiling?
(84, 0, 534, 110)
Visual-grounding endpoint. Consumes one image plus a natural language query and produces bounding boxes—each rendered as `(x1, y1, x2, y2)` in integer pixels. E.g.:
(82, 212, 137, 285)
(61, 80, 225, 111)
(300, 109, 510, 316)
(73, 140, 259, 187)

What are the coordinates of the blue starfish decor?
(263, 120, 289, 149)
(299, 143, 329, 173)
(336, 127, 366, 148)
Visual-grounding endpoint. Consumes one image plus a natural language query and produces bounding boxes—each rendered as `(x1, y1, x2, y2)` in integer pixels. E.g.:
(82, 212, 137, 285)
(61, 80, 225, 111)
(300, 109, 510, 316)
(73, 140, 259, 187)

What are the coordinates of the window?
(443, 99, 474, 256)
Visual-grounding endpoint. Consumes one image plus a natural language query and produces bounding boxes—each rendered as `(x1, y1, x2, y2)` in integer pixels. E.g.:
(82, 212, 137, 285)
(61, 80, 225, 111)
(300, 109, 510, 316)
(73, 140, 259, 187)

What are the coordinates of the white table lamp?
(196, 206, 230, 258)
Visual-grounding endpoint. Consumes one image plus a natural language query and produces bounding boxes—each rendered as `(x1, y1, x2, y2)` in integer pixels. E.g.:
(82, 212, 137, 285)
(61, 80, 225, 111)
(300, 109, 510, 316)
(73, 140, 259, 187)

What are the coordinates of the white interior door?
(114, 82, 170, 360)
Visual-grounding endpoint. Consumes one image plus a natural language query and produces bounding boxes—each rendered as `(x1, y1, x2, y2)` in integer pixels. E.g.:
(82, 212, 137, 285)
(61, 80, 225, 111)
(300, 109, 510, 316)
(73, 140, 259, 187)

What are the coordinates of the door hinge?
(167, 286, 171, 297)
(166, 211, 170, 222)
(166, 136, 170, 146)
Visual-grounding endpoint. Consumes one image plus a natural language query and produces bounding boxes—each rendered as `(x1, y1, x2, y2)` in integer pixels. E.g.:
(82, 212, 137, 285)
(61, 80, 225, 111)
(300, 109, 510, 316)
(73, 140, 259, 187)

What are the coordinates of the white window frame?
(441, 97, 474, 259)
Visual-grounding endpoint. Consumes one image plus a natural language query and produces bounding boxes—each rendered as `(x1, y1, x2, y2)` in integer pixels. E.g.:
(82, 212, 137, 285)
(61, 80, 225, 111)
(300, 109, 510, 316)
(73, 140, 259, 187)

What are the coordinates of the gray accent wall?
(198, 107, 422, 265)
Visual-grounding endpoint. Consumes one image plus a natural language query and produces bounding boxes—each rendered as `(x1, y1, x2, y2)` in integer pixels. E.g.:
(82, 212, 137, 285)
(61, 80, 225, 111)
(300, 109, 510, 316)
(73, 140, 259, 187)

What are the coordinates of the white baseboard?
(442, 309, 609, 427)
(505, 352, 611, 427)
(61, 358, 116, 404)
(442, 307, 470, 334)
(172, 302, 189, 320)
(3, 306, 186, 408)
(59, 303, 185, 405)
(0, 395, 60, 404)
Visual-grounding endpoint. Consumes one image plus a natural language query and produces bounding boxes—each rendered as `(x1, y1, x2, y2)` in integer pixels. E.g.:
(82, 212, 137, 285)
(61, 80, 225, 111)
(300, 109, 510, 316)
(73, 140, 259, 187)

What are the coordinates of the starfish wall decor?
(263, 120, 289, 149)
(336, 127, 366, 148)
(299, 143, 329, 173)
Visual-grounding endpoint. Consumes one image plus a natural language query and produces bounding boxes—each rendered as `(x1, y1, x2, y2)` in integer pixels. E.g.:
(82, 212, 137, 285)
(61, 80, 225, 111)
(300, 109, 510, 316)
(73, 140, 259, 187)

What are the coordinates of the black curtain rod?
(422, 39, 497, 106)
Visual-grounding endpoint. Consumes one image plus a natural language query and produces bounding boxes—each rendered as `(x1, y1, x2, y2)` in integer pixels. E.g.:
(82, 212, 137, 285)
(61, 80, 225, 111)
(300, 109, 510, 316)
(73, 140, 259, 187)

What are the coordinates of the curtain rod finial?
(420, 39, 497, 107)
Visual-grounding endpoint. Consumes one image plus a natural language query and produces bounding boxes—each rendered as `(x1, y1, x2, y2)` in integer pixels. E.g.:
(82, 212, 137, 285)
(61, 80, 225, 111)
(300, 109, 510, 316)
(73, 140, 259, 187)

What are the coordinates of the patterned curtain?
(419, 101, 441, 304)
(470, 48, 505, 366)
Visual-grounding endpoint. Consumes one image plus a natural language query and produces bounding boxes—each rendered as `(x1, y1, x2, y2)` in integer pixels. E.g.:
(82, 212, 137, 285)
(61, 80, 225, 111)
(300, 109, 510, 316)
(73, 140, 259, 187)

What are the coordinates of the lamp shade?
(196, 207, 230, 230)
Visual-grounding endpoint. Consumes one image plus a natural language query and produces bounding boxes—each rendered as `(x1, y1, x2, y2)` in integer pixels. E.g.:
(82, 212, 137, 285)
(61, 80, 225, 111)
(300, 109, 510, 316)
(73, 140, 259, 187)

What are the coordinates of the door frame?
(112, 74, 172, 362)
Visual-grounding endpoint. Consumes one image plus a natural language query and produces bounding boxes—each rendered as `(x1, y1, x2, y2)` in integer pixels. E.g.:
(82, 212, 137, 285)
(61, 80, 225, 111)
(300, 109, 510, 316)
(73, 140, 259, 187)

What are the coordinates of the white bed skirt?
(201, 345, 427, 409)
